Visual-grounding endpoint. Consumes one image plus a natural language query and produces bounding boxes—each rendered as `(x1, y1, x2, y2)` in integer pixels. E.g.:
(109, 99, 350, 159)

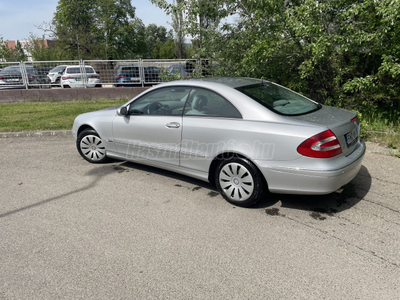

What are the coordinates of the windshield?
(236, 82, 321, 116)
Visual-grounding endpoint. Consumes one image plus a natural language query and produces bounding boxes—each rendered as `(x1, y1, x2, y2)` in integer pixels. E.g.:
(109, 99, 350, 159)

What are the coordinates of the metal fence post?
(20, 62, 29, 90)
(139, 59, 144, 87)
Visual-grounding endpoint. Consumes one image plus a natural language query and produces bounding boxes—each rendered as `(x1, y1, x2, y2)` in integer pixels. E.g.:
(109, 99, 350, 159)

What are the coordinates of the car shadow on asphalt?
(0, 164, 117, 219)
(119, 161, 372, 214)
(255, 165, 372, 214)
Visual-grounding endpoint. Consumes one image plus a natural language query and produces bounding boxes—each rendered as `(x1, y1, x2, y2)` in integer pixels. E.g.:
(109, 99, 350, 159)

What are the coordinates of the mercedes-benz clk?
(72, 77, 365, 207)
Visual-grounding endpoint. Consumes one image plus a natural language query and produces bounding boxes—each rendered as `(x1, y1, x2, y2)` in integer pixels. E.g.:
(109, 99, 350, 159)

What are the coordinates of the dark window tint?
(236, 82, 320, 116)
(184, 88, 241, 118)
(66, 67, 95, 74)
(129, 87, 191, 116)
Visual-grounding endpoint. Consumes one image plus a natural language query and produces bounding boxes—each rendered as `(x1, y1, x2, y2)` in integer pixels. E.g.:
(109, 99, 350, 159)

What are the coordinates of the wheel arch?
(77, 125, 96, 137)
(208, 152, 268, 190)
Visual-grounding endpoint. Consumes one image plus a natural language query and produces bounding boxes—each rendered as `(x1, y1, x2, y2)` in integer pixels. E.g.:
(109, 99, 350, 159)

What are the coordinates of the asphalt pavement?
(0, 134, 399, 299)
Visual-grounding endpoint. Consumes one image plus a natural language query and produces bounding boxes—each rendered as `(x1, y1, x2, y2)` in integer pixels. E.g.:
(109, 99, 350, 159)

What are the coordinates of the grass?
(0, 99, 128, 132)
(357, 106, 400, 149)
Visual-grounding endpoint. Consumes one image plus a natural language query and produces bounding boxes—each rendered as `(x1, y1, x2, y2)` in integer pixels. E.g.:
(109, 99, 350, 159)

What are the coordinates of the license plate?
(345, 128, 358, 145)
(130, 77, 140, 81)
(75, 78, 82, 81)
(5, 79, 20, 82)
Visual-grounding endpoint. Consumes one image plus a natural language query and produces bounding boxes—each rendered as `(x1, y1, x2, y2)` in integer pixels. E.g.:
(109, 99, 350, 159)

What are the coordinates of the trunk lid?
(287, 105, 360, 155)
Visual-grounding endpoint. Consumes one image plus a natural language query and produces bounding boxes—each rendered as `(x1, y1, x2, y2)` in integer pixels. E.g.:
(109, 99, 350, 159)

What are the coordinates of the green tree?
(145, 24, 172, 58)
(1, 40, 28, 62)
(159, 40, 176, 59)
(26, 35, 60, 61)
(0, 36, 12, 62)
(49, 0, 146, 59)
(152, 0, 400, 109)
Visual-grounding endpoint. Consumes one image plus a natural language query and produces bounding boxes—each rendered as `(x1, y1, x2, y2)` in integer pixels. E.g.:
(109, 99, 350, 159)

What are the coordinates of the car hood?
(99, 105, 122, 111)
(287, 104, 356, 127)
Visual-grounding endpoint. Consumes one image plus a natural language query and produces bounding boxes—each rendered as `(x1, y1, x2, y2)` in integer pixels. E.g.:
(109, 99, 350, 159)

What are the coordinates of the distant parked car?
(144, 66, 161, 83)
(114, 65, 141, 87)
(61, 65, 102, 88)
(34, 67, 52, 86)
(167, 63, 195, 79)
(47, 65, 67, 84)
(0, 65, 46, 89)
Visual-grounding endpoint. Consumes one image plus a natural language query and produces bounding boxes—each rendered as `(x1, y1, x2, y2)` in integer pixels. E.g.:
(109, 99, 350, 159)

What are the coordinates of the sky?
(0, 0, 173, 41)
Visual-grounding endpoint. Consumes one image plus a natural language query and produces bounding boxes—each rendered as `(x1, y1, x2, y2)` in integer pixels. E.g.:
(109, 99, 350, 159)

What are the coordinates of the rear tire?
(77, 129, 108, 163)
(215, 157, 267, 207)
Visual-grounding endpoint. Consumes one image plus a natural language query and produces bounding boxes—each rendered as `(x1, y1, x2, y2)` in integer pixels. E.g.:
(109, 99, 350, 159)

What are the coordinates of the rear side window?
(236, 82, 321, 116)
(184, 88, 241, 118)
(66, 67, 81, 74)
(66, 67, 95, 74)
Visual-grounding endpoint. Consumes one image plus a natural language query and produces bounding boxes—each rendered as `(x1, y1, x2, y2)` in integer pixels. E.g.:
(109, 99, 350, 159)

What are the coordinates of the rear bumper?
(62, 79, 101, 88)
(256, 140, 366, 195)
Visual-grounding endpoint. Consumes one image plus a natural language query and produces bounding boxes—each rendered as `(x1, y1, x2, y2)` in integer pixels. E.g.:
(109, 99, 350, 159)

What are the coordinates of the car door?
(112, 86, 191, 166)
(180, 88, 243, 172)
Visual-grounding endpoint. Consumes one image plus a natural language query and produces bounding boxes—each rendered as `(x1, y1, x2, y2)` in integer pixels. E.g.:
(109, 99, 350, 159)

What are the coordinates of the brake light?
(351, 116, 357, 122)
(297, 130, 342, 158)
(117, 75, 126, 79)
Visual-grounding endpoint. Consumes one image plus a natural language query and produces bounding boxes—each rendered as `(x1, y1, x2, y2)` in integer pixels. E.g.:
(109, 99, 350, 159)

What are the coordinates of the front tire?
(215, 157, 266, 207)
(77, 129, 108, 163)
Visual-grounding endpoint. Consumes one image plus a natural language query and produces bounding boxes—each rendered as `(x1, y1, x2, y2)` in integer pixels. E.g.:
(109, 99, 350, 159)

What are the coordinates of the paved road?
(1, 135, 399, 299)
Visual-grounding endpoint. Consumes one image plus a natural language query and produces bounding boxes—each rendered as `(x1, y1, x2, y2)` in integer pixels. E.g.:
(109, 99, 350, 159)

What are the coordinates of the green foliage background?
(1, 0, 400, 126)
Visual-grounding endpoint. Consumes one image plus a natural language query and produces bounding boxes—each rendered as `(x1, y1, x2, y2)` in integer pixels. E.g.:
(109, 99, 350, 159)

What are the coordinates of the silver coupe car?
(72, 77, 365, 207)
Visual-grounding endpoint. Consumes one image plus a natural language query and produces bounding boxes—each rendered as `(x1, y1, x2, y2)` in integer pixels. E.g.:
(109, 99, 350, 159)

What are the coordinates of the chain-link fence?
(0, 59, 219, 90)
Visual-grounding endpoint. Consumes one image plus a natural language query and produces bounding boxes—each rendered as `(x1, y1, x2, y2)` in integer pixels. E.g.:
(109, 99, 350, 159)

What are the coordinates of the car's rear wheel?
(215, 157, 266, 207)
(77, 129, 108, 163)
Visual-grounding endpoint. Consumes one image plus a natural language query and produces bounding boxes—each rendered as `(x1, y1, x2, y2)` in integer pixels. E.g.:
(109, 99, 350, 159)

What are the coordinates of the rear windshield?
(0, 69, 21, 75)
(121, 67, 139, 72)
(236, 82, 321, 116)
(66, 67, 95, 74)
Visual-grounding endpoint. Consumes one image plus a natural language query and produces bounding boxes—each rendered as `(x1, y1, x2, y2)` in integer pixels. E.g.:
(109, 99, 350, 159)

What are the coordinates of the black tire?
(76, 129, 108, 163)
(215, 157, 267, 207)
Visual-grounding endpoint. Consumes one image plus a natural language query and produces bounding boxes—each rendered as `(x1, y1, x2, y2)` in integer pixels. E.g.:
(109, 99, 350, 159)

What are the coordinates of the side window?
(129, 87, 191, 116)
(184, 88, 241, 118)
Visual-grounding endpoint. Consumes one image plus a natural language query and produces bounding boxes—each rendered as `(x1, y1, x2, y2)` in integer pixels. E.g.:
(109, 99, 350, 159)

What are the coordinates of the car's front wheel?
(215, 157, 266, 207)
(77, 129, 108, 163)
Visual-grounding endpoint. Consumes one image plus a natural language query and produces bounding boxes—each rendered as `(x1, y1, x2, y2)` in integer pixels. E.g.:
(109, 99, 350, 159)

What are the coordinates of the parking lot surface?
(1, 135, 399, 299)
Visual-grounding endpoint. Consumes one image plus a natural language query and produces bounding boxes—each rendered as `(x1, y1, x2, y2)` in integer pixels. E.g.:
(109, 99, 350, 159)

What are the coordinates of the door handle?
(166, 122, 180, 128)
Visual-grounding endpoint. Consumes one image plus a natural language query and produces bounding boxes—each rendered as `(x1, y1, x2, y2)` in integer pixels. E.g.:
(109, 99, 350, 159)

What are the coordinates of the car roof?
(194, 77, 262, 88)
(156, 77, 262, 89)
(65, 65, 94, 68)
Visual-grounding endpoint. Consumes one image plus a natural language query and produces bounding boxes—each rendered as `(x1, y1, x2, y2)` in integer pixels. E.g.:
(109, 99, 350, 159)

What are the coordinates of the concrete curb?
(364, 142, 394, 156)
(0, 130, 72, 139)
(0, 130, 395, 157)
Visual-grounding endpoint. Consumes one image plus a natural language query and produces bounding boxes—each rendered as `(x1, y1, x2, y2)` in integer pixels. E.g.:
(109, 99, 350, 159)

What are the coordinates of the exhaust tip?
(335, 188, 344, 194)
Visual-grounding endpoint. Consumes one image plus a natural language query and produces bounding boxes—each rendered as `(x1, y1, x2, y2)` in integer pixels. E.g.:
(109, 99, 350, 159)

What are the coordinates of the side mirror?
(118, 106, 128, 116)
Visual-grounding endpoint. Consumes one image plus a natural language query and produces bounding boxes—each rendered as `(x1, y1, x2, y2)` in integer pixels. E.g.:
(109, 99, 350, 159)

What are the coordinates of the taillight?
(28, 75, 34, 80)
(117, 75, 126, 79)
(0, 76, 3, 80)
(351, 116, 357, 122)
(297, 130, 342, 158)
